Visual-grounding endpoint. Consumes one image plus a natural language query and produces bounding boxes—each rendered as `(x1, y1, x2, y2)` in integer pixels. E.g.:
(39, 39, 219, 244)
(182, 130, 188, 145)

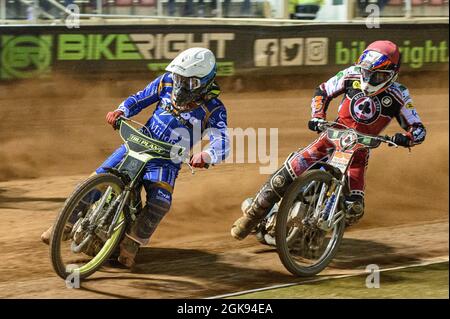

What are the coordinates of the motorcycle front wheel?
(50, 173, 127, 280)
(275, 170, 345, 277)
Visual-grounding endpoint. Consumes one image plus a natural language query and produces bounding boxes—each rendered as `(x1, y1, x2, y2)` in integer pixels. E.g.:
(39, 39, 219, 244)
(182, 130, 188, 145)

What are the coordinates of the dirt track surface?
(0, 77, 448, 298)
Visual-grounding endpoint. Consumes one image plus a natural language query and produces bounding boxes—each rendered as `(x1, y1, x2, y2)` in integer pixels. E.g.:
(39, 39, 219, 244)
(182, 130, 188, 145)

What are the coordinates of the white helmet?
(166, 47, 217, 111)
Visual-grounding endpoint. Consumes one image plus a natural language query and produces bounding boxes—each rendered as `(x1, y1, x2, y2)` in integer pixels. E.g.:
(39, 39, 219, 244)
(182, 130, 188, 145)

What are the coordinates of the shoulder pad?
(161, 72, 173, 84)
(157, 72, 173, 95)
(343, 66, 361, 78)
(203, 81, 221, 102)
(391, 82, 411, 102)
(205, 97, 224, 110)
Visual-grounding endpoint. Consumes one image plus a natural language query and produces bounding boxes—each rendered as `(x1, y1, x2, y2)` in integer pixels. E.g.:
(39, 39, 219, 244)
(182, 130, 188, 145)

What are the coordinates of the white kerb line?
(206, 256, 449, 299)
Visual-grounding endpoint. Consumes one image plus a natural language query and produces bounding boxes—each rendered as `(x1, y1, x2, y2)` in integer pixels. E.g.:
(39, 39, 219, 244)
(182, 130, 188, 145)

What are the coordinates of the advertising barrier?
(0, 23, 448, 80)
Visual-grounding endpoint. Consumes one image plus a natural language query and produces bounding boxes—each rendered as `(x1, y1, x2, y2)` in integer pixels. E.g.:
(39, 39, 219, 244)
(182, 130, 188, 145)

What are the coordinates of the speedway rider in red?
(231, 40, 426, 240)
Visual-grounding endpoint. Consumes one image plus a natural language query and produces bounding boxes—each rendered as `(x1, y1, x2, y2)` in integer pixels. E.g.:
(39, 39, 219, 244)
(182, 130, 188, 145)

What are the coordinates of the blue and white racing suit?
(96, 72, 230, 244)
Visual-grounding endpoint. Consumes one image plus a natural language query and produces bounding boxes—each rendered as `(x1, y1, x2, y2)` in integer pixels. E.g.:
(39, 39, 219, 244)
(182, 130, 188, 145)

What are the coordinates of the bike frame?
(104, 118, 187, 237)
(313, 122, 396, 231)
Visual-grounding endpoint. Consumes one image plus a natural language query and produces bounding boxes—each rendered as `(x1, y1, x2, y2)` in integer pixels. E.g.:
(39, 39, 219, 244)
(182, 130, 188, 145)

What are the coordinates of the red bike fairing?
(288, 133, 369, 197)
(289, 66, 426, 197)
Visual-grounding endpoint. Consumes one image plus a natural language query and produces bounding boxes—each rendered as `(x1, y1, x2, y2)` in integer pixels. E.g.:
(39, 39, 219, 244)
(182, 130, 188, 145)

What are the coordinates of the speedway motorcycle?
(252, 121, 399, 277)
(50, 117, 192, 280)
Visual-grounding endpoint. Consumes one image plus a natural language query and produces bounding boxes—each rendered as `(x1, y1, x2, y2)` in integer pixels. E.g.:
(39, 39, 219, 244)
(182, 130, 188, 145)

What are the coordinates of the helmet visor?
(361, 68, 393, 86)
(172, 73, 202, 90)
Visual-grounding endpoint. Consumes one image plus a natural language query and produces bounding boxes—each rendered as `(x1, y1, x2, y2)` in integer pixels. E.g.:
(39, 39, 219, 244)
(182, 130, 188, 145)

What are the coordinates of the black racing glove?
(308, 118, 326, 133)
(389, 133, 411, 147)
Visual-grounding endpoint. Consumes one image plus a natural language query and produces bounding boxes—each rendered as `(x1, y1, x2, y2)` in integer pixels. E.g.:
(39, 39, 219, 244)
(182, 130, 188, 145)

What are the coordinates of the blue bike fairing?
(95, 144, 178, 188)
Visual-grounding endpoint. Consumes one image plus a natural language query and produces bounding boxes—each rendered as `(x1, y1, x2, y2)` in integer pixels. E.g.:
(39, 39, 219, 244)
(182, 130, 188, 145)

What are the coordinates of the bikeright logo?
(335, 40, 449, 69)
(57, 33, 234, 60)
(0, 35, 53, 79)
(56, 33, 235, 76)
(0, 33, 236, 79)
(254, 37, 328, 67)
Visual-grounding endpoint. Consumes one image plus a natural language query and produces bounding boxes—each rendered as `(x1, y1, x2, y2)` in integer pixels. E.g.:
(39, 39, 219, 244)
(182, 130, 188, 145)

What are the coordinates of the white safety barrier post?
(33, 0, 39, 22)
(97, 0, 102, 14)
(273, 0, 284, 18)
(157, 0, 163, 16)
(0, 0, 6, 20)
(217, 0, 223, 18)
(405, 0, 412, 18)
(345, 0, 354, 21)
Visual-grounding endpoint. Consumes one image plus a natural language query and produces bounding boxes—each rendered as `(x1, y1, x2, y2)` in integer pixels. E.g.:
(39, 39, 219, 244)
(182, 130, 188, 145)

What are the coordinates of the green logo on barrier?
(58, 34, 141, 60)
(1, 35, 53, 79)
(335, 40, 449, 69)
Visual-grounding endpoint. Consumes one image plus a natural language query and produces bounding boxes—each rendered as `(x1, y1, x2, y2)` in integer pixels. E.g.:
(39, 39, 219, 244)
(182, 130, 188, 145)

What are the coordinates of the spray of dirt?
(0, 74, 448, 228)
(0, 72, 448, 298)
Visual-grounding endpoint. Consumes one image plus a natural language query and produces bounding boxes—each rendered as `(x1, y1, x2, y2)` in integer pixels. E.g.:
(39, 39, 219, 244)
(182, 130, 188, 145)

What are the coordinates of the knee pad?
(269, 154, 297, 198)
(129, 183, 172, 244)
(249, 156, 297, 218)
(146, 186, 172, 220)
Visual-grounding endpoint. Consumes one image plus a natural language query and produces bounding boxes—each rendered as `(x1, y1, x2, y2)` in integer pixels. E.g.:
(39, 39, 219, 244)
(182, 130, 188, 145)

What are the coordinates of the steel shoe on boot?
(41, 198, 91, 245)
(231, 216, 261, 240)
(40, 224, 73, 245)
(40, 225, 53, 245)
(231, 198, 260, 240)
(117, 235, 140, 268)
(345, 198, 365, 227)
(231, 160, 296, 240)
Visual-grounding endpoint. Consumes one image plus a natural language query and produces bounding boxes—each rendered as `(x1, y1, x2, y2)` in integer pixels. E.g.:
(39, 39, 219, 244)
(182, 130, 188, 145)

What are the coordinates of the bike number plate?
(329, 151, 352, 173)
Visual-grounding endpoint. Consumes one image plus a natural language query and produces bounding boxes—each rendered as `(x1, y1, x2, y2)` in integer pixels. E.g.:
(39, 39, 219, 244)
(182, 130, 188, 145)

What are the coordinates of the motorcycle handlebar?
(116, 116, 213, 174)
(316, 121, 399, 148)
(115, 116, 154, 137)
(112, 116, 125, 130)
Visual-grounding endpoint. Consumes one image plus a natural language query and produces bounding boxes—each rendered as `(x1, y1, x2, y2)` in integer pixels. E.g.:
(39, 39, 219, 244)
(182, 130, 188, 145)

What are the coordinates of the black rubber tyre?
(275, 170, 345, 277)
(50, 173, 126, 280)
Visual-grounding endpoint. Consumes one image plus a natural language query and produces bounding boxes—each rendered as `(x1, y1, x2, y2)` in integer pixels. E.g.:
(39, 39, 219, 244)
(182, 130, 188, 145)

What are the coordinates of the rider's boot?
(41, 211, 80, 244)
(40, 225, 54, 245)
(344, 194, 365, 227)
(117, 192, 171, 268)
(231, 160, 296, 240)
(40, 224, 74, 245)
(117, 235, 140, 268)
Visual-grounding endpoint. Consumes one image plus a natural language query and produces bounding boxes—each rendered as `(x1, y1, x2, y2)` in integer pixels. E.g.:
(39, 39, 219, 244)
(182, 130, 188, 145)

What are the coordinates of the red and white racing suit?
(288, 66, 427, 198)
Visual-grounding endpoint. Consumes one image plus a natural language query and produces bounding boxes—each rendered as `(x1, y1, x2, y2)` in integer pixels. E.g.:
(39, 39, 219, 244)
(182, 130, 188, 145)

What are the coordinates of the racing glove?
(106, 110, 124, 128)
(190, 152, 211, 168)
(308, 118, 326, 133)
(390, 133, 411, 147)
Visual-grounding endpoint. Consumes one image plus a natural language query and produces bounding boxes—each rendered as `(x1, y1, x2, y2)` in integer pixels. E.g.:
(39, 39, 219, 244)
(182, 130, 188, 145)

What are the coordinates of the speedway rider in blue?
(41, 48, 230, 268)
